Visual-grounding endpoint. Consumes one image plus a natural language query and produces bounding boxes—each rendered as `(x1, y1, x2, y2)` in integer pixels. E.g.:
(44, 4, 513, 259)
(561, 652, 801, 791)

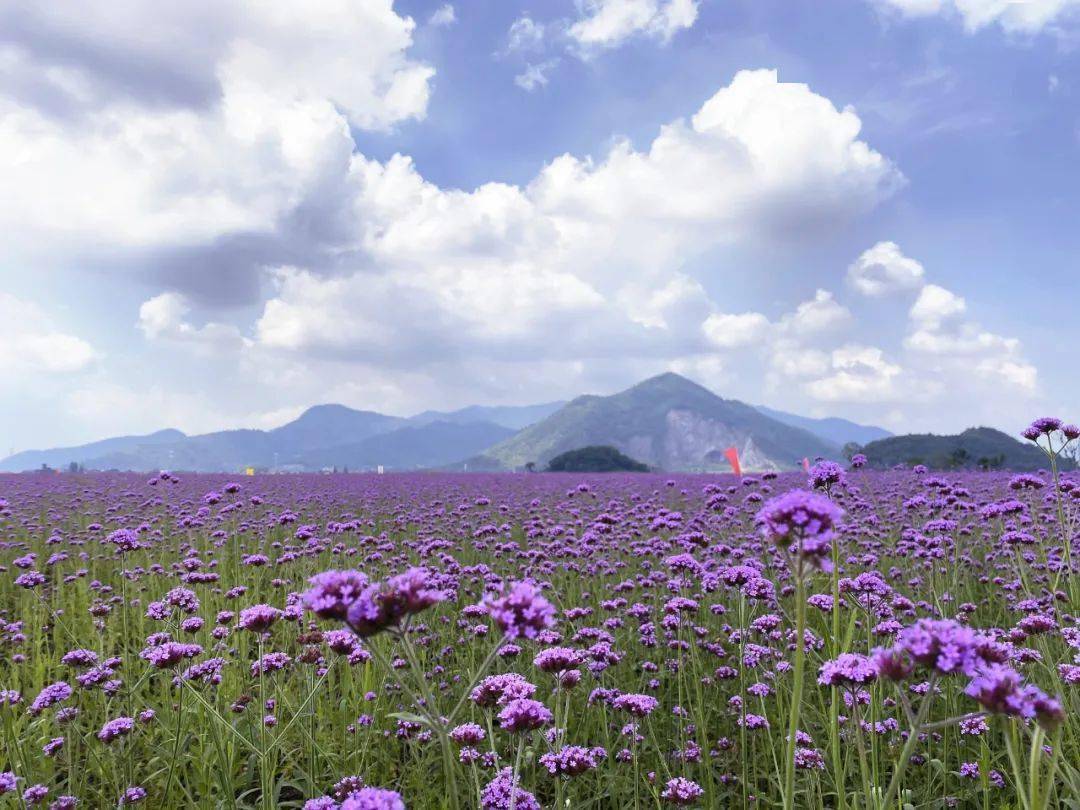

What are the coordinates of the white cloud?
(515, 60, 560, 92)
(620, 275, 711, 331)
(0, 293, 98, 374)
(769, 342, 832, 378)
(976, 357, 1037, 390)
(702, 312, 771, 348)
(873, 0, 1080, 33)
(569, 0, 700, 49)
(428, 4, 456, 27)
(781, 289, 851, 335)
(904, 303, 1037, 392)
(846, 241, 1037, 396)
(0, 3, 1054, 445)
(848, 241, 925, 295)
(246, 70, 899, 368)
(0, 0, 432, 261)
(876, 0, 945, 16)
(138, 292, 247, 350)
(904, 324, 1016, 355)
(805, 344, 904, 402)
(909, 283, 966, 327)
(505, 15, 546, 52)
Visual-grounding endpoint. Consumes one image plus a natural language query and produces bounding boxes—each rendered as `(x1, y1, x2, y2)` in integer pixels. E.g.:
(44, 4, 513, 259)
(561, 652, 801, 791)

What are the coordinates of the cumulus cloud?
(805, 344, 904, 402)
(428, 4, 456, 27)
(702, 312, 771, 348)
(569, 0, 700, 50)
(138, 292, 247, 350)
(244, 69, 900, 371)
(904, 287, 1036, 392)
(848, 241, 925, 295)
(0, 293, 98, 374)
(769, 342, 832, 378)
(0, 0, 433, 303)
(0, 4, 1052, 447)
(909, 283, 966, 327)
(772, 238, 1040, 410)
(781, 289, 851, 335)
(871, 0, 1080, 33)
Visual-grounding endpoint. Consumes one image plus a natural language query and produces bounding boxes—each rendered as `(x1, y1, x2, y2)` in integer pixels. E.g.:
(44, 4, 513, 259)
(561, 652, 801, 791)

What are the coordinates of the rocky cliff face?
(660, 410, 780, 471)
(605, 411, 783, 472)
(477, 372, 836, 471)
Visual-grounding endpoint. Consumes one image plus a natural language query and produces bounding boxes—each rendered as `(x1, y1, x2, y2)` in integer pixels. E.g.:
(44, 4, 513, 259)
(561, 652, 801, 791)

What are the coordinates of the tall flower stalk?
(756, 488, 844, 810)
(1021, 418, 1079, 605)
(300, 569, 555, 810)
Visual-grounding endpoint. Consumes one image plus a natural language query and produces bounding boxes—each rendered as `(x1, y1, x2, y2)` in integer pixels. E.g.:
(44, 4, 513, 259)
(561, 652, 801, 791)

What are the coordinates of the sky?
(1, 0, 1078, 454)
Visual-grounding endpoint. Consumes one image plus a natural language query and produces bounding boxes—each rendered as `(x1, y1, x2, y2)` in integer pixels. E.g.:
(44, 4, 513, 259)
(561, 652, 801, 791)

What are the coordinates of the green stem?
(880, 678, 936, 810)
(783, 566, 808, 810)
(163, 682, 186, 800)
(508, 735, 526, 810)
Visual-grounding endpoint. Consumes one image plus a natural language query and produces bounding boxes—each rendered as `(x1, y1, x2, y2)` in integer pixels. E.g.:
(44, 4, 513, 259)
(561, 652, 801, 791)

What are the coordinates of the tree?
(524, 462, 536, 473)
(546, 446, 649, 473)
(947, 447, 970, 469)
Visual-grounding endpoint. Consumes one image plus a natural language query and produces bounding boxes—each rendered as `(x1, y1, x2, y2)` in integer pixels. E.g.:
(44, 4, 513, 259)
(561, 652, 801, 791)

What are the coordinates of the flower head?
(340, 788, 406, 810)
(98, 716, 135, 744)
(808, 461, 845, 491)
(483, 581, 555, 640)
(302, 570, 369, 621)
(539, 745, 604, 777)
(106, 529, 141, 552)
(480, 768, 540, 810)
(497, 698, 553, 733)
(818, 654, 878, 687)
(756, 489, 843, 571)
(661, 777, 705, 805)
(239, 604, 282, 632)
(346, 568, 445, 637)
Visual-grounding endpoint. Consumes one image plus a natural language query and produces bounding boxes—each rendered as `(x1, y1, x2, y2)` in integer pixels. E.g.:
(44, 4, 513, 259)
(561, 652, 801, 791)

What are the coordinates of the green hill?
(546, 446, 650, 472)
(860, 427, 1071, 471)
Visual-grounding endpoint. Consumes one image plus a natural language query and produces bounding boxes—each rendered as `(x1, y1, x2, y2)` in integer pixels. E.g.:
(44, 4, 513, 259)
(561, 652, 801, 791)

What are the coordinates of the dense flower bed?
(1, 421, 1078, 808)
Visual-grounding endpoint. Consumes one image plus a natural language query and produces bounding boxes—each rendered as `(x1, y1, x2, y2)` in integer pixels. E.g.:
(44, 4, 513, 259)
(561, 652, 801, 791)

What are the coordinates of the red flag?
(802, 457, 810, 473)
(723, 447, 741, 477)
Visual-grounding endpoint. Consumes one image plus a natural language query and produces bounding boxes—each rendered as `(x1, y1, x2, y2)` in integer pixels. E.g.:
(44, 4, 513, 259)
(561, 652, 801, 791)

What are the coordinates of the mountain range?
(0, 374, 891, 473)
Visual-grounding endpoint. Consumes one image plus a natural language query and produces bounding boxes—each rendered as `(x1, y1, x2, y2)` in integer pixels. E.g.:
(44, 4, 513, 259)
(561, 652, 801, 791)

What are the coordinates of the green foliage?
(861, 427, 1072, 471)
(545, 445, 649, 472)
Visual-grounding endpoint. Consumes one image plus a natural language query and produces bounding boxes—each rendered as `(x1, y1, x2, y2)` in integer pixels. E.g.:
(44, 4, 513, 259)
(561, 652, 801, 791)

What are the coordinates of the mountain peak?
(483, 372, 834, 472)
(633, 371, 696, 389)
(294, 403, 368, 420)
(625, 372, 718, 399)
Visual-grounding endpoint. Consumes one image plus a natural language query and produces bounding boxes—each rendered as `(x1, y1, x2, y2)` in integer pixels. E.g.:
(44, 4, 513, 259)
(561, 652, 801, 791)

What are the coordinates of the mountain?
(477, 372, 836, 472)
(0, 429, 187, 471)
(270, 404, 405, 452)
(0, 405, 518, 473)
(409, 402, 565, 431)
(754, 405, 892, 449)
(300, 421, 515, 470)
(860, 427, 1072, 472)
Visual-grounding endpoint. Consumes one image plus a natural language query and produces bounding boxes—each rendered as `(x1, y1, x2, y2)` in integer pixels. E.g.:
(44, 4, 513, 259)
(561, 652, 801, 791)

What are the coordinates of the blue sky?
(1, 0, 1078, 454)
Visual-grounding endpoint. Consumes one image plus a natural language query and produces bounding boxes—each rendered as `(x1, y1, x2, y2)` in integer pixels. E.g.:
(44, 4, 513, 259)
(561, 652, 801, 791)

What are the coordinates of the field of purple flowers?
(1, 420, 1079, 809)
